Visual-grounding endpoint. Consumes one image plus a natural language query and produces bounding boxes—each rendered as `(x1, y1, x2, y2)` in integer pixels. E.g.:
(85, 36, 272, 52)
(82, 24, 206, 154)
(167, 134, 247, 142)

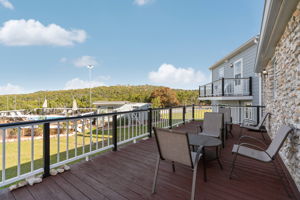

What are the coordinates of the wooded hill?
(0, 85, 199, 111)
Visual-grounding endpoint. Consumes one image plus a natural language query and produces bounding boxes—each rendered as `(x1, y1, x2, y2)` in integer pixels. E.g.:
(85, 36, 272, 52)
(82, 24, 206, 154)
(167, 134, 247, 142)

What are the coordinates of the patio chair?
(239, 112, 270, 140)
(198, 112, 224, 147)
(218, 107, 233, 138)
(152, 127, 202, 200)
(229, 125, 293, 195)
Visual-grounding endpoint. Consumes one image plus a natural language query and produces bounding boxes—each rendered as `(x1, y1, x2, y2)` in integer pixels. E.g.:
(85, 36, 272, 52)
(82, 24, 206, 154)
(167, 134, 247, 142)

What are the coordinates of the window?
(234, 59, 243, 86)
(219, 67, 224, 78)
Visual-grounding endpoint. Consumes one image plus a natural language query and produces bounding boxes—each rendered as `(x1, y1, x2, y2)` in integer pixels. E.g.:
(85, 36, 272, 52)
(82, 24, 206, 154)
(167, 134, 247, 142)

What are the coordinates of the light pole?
(86, 65, 94, 108)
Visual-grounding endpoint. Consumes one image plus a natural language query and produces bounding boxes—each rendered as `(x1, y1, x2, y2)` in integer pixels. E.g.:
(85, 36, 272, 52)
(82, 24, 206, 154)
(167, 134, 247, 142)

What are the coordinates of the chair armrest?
(238, 135, 267, 147)
(236, 143, 272, 159)
(193, 146, 203, 165)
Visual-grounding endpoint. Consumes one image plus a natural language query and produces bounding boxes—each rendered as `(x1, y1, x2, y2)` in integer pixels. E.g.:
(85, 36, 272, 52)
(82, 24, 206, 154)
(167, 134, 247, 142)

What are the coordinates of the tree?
(150, 87, 179, 107)
(151, 97, 161, 108)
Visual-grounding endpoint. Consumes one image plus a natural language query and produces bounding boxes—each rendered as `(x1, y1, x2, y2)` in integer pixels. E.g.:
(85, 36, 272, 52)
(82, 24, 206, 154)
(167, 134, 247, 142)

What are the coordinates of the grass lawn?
(160, 109, 212, 120)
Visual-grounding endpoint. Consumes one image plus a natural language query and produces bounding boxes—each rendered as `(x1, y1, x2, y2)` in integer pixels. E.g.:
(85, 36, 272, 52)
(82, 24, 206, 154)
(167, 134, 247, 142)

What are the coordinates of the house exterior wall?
(263, 3, 300, 190)
(211, 44, 260, 105)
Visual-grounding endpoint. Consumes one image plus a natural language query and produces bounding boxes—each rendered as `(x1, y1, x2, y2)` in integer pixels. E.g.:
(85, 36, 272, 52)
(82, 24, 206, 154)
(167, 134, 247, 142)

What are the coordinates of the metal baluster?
(102, 117, 104, 148)
(57, 122, 60, 162)
(153, 110, 156, 128)
(66, 121, 69, 160)
(74, 120, 78, 157)
(165, 110, 167, 128)
(17, 127, 21, 176)
(126, 114, 128, 140)
(2, 129, 6, 182)
(82, 119, 85, 154)
(139, 112, 141, 135)
(118, 116, 121, 142)
(107, 116, 110, 146)
(96, 118, 99, 149)
(89, 118, 92, 152)
(131, 113, 133, 139)
(144, 112, 146, 134)
(161, 110, 163, 127)
(31, 125, 34, 172)
(135, 113, 138, 137)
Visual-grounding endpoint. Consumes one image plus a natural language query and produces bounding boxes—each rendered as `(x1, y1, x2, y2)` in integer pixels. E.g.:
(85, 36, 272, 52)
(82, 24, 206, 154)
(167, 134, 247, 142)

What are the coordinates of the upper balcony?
(199, 77, 253, 101)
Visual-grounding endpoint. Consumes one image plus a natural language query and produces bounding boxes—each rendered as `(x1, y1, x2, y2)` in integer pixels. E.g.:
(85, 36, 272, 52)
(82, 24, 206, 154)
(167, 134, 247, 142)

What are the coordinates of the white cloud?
(0, 0, 14, 10)
(64, 78, 105, 90)
(73, 56, 98, 67)
(148, 63, 209, 89)
(0, 83, 24, 95)
(0, 19, 87, 46)
(133, 0, 153, 6)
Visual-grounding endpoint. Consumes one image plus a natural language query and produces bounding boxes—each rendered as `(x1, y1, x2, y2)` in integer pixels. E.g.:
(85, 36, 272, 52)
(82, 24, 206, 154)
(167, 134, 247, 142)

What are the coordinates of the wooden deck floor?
(0, 121, 299, 200)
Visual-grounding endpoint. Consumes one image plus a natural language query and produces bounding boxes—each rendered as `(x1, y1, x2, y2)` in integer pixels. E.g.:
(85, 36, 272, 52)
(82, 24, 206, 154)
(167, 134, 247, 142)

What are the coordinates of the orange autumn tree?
(150, 87, 180, 108)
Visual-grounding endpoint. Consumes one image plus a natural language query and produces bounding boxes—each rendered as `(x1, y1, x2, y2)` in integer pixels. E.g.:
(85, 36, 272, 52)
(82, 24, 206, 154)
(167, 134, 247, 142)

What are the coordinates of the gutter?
(255, 0, 299, 72)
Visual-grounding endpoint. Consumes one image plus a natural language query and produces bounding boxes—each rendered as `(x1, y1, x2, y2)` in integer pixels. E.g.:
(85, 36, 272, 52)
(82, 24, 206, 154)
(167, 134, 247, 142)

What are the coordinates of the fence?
(199, 77, 252, 97)
(0, 104, 264, 187)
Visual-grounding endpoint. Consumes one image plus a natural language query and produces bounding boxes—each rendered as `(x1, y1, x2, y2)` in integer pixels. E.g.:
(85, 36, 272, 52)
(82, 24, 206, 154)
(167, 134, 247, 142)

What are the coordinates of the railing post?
(112, 114, 118, 151)
(256, 106, 260, 126)
(249, 77, 252, 96)
(192, 104, 195, 121)
(169, 108, 172, 129)
(183, 106, 186, 124)
(43, 123, 50, 178)
(148, 108, 152, 137)
(222, 78, 225, 96)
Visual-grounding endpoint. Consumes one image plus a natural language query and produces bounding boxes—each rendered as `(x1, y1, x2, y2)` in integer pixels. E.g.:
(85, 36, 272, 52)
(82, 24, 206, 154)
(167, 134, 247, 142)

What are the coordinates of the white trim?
(198, 96, 253, 101)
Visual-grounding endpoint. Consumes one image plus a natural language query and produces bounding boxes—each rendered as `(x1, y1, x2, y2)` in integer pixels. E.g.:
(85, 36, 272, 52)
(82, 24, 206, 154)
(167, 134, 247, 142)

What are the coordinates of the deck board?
(2, 121, 299, 200)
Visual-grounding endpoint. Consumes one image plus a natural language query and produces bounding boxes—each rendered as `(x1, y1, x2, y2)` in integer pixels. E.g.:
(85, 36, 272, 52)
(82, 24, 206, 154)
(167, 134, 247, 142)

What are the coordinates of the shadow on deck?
(0, 121, 299, 200)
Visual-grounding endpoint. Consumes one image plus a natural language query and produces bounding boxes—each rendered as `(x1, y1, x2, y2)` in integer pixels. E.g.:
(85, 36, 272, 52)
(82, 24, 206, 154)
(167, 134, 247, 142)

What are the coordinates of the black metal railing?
(199, 77, 252, 97)
(0, 104, 265, 187)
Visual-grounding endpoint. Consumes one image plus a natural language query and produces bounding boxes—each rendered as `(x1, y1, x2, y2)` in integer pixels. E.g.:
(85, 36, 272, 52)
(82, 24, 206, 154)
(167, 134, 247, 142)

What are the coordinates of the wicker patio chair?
(152, 127, 202, 200)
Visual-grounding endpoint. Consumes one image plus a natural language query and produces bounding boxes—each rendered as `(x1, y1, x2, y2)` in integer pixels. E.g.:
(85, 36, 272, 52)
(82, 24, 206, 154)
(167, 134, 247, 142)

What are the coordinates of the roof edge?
(255, 0, 299, 73)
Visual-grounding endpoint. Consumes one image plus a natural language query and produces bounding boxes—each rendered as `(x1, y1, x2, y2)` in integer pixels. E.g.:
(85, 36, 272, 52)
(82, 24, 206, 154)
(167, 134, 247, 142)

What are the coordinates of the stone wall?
(263, 3, 300, 191)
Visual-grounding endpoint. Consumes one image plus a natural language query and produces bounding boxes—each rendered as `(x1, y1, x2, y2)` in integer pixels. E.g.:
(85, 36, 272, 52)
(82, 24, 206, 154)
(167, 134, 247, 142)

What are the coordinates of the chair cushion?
(232, 144, 271, 162)
(200, 131, 220, 137)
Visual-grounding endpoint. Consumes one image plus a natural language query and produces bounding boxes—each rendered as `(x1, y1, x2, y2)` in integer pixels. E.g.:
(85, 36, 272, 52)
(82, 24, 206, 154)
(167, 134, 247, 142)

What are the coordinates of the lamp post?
(86, 65, 94, 108)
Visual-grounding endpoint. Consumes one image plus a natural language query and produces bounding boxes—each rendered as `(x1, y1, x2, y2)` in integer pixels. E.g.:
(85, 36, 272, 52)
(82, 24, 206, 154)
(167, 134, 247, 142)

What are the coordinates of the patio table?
(188, 134, 223, 182)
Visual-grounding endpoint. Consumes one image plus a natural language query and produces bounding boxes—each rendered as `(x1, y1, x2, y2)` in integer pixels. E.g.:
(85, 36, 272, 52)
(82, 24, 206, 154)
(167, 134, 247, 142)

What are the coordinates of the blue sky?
(0, 0, 264, 94)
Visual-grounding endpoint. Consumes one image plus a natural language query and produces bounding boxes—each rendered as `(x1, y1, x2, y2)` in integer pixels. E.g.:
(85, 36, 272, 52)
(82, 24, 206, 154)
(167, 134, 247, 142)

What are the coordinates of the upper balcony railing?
(199, 77, 252, 97)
